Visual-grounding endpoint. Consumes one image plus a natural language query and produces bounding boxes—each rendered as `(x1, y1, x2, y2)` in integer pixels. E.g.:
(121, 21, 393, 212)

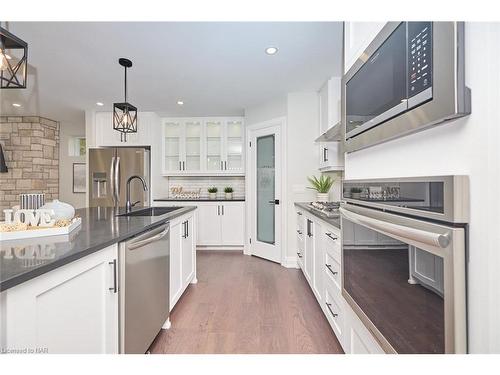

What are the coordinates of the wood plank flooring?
(149, 251, 343, 354)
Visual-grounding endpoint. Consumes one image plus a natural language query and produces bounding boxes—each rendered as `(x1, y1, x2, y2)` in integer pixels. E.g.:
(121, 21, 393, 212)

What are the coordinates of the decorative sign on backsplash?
(170, 186, 201, 200)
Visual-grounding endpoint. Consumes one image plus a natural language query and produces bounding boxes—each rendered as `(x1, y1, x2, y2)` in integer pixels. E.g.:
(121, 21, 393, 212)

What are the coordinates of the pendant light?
(0, 26, 28, 89)
(113, 58, 137, 142)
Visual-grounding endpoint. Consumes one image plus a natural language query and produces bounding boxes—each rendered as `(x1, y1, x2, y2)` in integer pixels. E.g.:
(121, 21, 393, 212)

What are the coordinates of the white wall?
(59, 116, 86, 208)
(244, 97, 287, 126)
(285, 93, 319, 260)
(344, 23, 500, 353)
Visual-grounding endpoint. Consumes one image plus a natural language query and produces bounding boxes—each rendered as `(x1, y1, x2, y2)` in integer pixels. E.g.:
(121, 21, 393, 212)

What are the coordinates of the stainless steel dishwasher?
(119, 222, 170, 354)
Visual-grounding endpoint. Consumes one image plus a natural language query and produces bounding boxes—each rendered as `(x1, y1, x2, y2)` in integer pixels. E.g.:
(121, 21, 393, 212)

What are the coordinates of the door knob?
(268, 199, 280, 205)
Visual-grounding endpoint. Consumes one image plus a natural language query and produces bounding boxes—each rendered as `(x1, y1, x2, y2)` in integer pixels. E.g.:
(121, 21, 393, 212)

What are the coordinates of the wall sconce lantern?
(113, 58, 137, 142)
(0, 27, 28, 89)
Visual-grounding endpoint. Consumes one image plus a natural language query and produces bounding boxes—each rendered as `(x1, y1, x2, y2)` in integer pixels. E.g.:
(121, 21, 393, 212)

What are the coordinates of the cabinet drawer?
(324, 230, 341, 261)
(325, 250, 341, 293)
(324, 282, 344, 341)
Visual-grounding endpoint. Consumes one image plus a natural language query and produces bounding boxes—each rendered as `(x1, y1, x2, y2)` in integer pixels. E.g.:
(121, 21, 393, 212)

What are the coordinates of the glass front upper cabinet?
(184, 120, 202, 171)
(164, 121, 182, 172)
(225, 120, 244, 172)
(205, 120, 223, 171)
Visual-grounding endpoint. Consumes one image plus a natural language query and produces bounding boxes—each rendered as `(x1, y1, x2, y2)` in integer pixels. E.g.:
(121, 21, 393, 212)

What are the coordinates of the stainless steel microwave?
(343, 22, 471, 153)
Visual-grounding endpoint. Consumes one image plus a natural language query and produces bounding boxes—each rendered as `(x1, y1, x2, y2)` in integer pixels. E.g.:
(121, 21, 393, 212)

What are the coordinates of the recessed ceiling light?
(12, 103, 21, 107)
(96, 102, 104, 106)
(265, 47, 278, 55)
(177, 100, 184, 106)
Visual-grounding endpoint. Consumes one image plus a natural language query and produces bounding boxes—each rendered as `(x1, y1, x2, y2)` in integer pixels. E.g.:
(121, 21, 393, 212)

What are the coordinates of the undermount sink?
(118, 207, 183, 217)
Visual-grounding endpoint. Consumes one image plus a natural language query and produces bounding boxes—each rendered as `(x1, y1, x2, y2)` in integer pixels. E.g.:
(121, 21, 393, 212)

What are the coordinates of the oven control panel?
(408, 22, 432, 97)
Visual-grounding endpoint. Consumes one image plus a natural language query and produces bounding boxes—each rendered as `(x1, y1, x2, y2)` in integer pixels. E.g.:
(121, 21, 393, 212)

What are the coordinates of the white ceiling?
(1, 22, 343, 124)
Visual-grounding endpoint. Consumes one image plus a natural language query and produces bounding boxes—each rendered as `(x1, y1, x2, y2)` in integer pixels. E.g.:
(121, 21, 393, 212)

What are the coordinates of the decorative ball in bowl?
(40, 199, 75, 220)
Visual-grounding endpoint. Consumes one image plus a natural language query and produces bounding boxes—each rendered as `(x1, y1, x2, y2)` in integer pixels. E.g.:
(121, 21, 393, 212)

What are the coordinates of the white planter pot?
(209, 193, 217, 200)
(225, 193, 233, 200)
(316, 193, 329, 202)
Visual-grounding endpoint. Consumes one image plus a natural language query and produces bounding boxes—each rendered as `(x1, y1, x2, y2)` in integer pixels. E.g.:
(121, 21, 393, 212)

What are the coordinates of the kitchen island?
(0, 205, 197, 354)
(0, 206, 195, 291)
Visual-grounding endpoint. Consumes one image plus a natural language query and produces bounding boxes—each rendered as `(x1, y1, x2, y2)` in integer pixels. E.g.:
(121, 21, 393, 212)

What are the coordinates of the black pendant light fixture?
(0, 26, 28, 89)
(113, 58, 137, 142)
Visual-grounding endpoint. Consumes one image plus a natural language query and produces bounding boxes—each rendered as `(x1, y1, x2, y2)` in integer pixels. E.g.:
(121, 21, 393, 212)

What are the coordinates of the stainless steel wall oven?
(343, 22, 471, 152)
(340, 176, 468, 353)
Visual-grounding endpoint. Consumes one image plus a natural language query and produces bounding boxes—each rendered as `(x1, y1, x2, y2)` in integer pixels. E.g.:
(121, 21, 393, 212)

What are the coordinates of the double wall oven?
(340, 176, 468, 353)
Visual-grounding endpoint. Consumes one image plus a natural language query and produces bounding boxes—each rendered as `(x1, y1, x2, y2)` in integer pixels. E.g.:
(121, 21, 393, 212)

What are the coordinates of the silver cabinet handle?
(179, 161, 182, 170)
(224, 161, 227, 170)
(325, 264, 338, 276)
(221, 205, 224, 215)
(325, 232, 338, 241)
(217, 205, 220, 215)
(109, 259, 117, 293)
(326, 302, 338, 318)
(127, 224, 170, 250)
(221, 161, 223, 170)
(183, 161, 185, 170)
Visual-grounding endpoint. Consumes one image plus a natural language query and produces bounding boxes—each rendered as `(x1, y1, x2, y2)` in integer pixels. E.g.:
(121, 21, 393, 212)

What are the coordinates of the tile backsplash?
(165, 176, 245, 199)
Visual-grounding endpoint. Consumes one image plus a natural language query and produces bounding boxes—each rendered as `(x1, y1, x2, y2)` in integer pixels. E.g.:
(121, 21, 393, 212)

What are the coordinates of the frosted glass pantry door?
(256, 134, 275, 244)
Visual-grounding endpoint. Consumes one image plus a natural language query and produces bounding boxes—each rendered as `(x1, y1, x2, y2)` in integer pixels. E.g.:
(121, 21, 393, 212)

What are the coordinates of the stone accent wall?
(0, 116, 60, 218)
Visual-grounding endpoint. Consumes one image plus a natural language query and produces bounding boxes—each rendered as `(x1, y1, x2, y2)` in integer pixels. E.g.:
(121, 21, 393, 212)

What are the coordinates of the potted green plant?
(224, 186, 234, 200)
(307, 175, 334, 202)
(351, 187, 363, 199)
(208, 187, 218, 200)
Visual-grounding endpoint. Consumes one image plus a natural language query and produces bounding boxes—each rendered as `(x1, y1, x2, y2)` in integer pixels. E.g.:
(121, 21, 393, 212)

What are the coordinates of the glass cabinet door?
(225, 120, 244, 172)
(184, 120, 202, 171)
(164, 121, 182, 172)
(205, 120, 223, 171)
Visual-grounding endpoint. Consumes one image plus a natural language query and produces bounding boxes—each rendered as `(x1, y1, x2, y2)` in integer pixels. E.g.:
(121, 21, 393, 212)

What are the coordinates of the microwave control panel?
(408, 22, 432, 97)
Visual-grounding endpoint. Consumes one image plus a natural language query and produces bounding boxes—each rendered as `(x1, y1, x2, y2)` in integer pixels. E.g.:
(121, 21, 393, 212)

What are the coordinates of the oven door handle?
(339, 207, 450, 248)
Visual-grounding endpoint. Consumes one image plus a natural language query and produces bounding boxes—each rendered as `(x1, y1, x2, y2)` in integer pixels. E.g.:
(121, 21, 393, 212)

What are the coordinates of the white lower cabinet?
(1, 244, 119, 354)
(295, 205, 384, 354)
(155, 201, 245, 248)
(169, 211, 197, 311)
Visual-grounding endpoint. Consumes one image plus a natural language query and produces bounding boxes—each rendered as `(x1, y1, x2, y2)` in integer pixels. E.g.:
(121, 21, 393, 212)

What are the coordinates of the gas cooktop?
(307, 201, 340, 218)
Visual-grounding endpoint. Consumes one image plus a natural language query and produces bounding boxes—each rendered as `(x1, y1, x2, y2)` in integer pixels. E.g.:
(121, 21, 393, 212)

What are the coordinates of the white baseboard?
(196, 246, 244, 251)
(282, 256, 299, 269)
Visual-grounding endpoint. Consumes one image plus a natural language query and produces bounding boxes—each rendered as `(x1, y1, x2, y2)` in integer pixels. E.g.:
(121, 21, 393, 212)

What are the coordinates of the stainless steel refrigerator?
(88, 147, 150, 208)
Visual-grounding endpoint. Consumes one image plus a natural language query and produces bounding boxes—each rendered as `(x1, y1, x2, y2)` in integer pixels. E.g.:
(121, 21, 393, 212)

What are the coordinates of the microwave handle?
(339, 207, 450, 248)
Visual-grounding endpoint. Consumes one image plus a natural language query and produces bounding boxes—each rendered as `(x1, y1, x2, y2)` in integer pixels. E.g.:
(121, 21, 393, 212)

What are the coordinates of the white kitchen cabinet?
(156, 201, 245, 249)
(1, 244, 119, 354)
(197, 203, 223, 245)
(317, 77, 344, 172)
(169, 211, 197, 311)
(344, 22, 387, 73)
(294, 204, 385, 354)
(95, 111, 155, 147)
(162, 117, 245, 176)
(220, 203, 245, 246)
(312, 221, 324, 303)
(304, 218, 314, 284)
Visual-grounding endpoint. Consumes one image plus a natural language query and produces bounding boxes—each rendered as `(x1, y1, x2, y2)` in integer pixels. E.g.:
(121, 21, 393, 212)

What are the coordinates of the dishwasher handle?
(127, 224, 170, 250)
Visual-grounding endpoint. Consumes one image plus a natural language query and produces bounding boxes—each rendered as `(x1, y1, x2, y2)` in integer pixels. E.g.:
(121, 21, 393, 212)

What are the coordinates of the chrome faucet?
(126, 175, 148, 212)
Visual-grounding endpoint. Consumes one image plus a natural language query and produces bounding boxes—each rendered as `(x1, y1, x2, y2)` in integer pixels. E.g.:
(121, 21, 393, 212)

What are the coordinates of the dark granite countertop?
(154, 198, 245, 202)
(0, 206, 196, 292)
(294, 202, 341, 229)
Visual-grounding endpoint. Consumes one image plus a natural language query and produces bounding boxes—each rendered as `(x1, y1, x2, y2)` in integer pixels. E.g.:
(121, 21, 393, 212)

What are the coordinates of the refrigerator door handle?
(110, 156, 116, 206)
(114, 156, 121, 206)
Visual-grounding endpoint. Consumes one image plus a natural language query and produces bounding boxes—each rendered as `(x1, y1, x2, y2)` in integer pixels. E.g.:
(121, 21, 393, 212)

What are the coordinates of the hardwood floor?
(149, 251, 344, 354)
